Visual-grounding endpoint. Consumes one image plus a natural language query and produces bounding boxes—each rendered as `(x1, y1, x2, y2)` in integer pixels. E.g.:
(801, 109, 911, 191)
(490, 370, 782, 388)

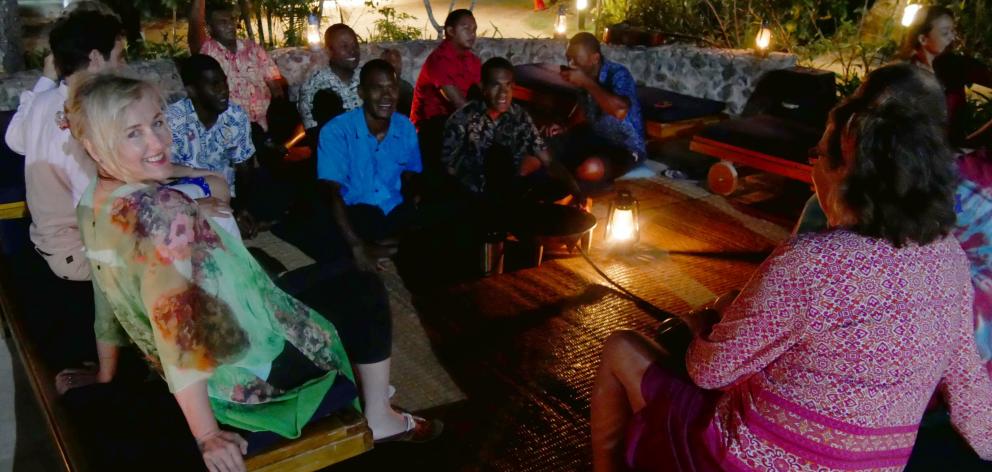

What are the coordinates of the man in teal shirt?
(317, 59, 422, 269)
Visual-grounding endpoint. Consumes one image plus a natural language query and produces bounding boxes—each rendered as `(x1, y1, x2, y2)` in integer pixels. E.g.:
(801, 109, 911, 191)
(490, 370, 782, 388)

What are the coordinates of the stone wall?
(0, 38, 796, 114)
(0, 0, 24, 74)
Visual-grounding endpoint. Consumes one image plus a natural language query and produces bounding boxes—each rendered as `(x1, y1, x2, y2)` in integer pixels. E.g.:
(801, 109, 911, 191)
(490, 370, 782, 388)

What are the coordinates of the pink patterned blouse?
(687, 229, 992, 471)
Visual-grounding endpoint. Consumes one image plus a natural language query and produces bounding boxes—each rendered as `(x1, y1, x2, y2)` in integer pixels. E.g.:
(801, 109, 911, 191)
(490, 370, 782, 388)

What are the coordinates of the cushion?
(637, 86, 725, 123)
(695, 114, 821, 163)
(514, 63, 579, 97)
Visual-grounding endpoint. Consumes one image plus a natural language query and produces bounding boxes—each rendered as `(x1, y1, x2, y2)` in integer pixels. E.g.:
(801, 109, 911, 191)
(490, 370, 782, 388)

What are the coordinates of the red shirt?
(410, 39, 481, 129)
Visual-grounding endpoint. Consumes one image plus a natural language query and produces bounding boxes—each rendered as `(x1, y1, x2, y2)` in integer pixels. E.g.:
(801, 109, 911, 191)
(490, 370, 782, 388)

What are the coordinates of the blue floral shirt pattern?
(166, 98, 255, 196)
(579, 60, 645, 160)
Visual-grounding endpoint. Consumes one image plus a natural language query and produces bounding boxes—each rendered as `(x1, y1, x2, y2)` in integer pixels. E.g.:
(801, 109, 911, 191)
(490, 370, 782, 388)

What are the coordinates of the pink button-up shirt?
(201, 38, 281, 130)
(689, 230, 992, 471)
(4, 77, 94, 260)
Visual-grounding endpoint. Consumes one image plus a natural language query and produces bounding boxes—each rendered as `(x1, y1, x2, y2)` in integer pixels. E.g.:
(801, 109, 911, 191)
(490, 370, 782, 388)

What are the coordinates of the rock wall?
(0, 0, 24, 74)
(0, 38, 796, 114)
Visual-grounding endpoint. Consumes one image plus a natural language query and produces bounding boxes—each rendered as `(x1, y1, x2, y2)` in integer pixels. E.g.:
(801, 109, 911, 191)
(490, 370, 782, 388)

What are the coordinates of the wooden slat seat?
(245, 408, 371, 472)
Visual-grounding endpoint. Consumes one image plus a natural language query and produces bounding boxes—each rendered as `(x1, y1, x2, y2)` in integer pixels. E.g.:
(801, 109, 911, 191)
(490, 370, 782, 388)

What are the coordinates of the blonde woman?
(59, 74, 439, 472)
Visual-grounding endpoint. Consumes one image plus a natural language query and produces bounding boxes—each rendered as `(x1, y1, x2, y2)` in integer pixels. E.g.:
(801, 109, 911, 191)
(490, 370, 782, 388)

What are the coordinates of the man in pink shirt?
(189, 0, 285, 131)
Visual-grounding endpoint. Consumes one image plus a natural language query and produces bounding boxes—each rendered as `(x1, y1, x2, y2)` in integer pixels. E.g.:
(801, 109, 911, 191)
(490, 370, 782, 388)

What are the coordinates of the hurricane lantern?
(555, 7, 568, 38)
(307, 13, 322, 49)
(901, 2, 922, 27)
(605, 190, 640, 245)
(754, 21, 772, 54)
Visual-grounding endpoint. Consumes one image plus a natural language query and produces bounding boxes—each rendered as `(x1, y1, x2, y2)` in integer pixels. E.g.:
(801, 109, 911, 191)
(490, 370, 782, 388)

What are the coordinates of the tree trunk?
(0, 0, 24, 73)
(266, 9, 275, 48)
(255, 2, 266, 47)
(238, 0, 255, 42)
(423, 0, 443, 39)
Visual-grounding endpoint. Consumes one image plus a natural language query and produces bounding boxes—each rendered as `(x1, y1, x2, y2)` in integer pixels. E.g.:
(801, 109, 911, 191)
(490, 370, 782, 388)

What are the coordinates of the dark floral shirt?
(441, 101, 545, 193)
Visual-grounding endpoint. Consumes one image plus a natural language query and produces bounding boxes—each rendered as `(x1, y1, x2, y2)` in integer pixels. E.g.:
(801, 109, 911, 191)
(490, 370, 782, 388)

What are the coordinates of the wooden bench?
(0, 257, 373, 471)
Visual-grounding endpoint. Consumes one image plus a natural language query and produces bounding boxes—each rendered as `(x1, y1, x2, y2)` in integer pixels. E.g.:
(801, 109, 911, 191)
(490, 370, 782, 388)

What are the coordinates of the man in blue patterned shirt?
(557, 32, 645, 183)
(167, 54, 257, 234)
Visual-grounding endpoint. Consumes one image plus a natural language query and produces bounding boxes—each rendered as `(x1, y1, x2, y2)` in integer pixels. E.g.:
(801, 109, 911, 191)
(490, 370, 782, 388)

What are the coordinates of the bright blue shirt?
(166, 98, 254, 196)
(317, 108, 422, 214)
(579, 60, 645, 159)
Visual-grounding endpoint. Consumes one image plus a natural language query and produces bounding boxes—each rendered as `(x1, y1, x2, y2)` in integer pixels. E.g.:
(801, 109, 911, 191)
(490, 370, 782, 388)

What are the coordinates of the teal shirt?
(317, 108, 422, 214)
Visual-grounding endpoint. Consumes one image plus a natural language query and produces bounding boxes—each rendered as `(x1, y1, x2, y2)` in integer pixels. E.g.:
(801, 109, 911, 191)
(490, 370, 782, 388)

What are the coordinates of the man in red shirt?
(410, 9, 481, 170)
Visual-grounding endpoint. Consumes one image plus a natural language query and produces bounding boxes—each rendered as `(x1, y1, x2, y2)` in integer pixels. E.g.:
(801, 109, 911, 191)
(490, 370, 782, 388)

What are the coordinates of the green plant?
(24, 48, 49, 70)
(941, 0, 992, 62)
(960, 89, 992, 141)
(364, 0, 423, 42)
(133, 32, 191, 60)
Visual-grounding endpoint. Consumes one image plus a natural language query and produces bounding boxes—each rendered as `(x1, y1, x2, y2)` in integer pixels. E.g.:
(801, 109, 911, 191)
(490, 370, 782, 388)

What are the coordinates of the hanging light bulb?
(755, 21, 772, 53)
(902, 2, 922, 27)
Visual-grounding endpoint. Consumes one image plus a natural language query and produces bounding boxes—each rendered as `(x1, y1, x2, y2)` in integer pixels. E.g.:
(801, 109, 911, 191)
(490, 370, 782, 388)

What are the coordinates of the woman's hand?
(55, 362, 100, 395)
(198, 197, 234, 219)
(197, 430, 248, 472)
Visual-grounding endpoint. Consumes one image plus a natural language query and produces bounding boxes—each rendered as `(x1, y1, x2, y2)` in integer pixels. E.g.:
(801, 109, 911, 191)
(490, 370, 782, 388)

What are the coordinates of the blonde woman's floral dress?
(78, 182, 356, 438)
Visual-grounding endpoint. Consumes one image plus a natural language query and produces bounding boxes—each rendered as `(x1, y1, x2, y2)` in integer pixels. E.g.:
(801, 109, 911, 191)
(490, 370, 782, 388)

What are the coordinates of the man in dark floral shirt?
(442, 57, 578, 199)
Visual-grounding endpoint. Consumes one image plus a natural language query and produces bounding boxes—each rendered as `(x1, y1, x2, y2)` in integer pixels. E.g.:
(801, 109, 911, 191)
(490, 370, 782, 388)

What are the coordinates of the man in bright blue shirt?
(317, 59, 422, 268)
(558, 32, 645, 183)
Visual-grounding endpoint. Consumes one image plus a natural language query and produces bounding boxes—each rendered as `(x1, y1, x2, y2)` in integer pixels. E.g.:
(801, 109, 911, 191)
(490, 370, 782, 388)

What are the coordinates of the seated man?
(410, 9, 480, 169)
(558, 32, 645, 183)
(167, 54, 255, 237)
(380, 48, 414, 117)
(3, 8, 125, 369)
(189, 0, 285, 131)
(318, 59, 422, 269)
(442, 57, 579, 202)
(299, 23, 363, 133)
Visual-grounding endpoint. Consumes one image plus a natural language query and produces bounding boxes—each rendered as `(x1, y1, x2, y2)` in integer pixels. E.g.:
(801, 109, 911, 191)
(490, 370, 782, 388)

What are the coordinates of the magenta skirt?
(624, 362, 725, 471)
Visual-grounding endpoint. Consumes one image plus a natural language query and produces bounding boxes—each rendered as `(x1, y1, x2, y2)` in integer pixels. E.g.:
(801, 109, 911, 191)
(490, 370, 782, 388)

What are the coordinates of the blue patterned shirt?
(317, 108, 422, 214)
(579, 60, 645, 159)
(166, 98, 255, 195)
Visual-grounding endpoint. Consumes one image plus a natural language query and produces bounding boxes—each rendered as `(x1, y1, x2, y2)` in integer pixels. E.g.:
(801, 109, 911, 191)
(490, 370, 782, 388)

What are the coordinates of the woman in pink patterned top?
(591, 63, 992, 471)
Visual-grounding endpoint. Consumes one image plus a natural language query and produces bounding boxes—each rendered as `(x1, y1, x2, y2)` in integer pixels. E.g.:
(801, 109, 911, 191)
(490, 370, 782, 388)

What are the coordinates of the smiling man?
(317, 59, 422, 269)
(167, 54, 255, 236)
(298, 23, 363, 132)
(442, 57, 565, 196)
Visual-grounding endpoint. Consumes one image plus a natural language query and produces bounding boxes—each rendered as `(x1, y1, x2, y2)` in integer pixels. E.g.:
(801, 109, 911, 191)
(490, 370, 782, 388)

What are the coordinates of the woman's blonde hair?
(66, 73, 165, 182)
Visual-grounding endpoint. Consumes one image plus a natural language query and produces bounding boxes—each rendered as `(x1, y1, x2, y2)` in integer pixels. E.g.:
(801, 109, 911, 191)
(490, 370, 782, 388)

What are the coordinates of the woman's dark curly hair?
(821, 62, 957, 247)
